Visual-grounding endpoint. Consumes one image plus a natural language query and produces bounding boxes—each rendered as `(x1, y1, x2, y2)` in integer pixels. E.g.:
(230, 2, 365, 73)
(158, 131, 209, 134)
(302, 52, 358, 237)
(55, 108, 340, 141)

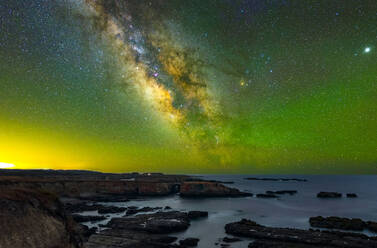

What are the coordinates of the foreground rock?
(72, 214, 107, 223)
(107, 211, 191, 234)
(179, 238, 199, 246)
(180, 182, 252, 197)
(0, 188, 86, 248)
(66, 202, 126, 214)
(310, 216, 377, 232)
(317, 192, 342, 198)
(85, 210, 203, 247)
(84, 228, 180, 248)
(225, 219, 377, 248)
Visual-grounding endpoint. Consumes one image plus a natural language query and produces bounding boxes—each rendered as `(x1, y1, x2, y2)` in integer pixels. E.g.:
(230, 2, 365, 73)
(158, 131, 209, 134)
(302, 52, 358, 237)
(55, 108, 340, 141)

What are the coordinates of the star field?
(0, 0, 376, 173)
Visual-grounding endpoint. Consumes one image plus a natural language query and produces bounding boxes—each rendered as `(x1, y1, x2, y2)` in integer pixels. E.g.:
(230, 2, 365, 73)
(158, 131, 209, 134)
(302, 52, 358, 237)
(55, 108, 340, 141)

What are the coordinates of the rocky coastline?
(1, 170, 376, 248)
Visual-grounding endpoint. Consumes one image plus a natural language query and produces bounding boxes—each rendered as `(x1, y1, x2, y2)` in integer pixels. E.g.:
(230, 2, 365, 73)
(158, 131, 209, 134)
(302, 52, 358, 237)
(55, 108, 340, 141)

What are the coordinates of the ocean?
(81, 175, 377, 247)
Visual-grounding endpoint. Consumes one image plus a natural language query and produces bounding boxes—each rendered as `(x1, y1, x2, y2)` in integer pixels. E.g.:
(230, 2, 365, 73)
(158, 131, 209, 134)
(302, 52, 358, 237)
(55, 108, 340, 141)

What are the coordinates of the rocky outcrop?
(225, 219, 377, 248)
(84, 228, 180, 248)
(0, 187, 86, 248)
(84, 210, 205, 248)
(346, 193, 357, 198)
(310, 216, 377, 232)
(317, 192, 342, 198)
(180, 182, 252, 197)
(107, 211, 190, 234)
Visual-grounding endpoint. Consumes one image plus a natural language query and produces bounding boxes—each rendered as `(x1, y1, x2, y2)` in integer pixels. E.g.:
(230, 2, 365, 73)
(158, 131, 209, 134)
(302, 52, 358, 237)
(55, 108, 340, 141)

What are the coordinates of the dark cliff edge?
(0, 187, 88, 248)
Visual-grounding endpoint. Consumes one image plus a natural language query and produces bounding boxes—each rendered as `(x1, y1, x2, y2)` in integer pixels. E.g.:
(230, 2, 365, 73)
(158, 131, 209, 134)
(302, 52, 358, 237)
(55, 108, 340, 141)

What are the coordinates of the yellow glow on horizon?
(0, 162, 15, 169)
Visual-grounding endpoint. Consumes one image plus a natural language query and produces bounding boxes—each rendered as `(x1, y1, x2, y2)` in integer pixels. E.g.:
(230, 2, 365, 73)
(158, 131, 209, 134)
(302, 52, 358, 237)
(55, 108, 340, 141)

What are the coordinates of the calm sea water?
(81, 175, 377, 248)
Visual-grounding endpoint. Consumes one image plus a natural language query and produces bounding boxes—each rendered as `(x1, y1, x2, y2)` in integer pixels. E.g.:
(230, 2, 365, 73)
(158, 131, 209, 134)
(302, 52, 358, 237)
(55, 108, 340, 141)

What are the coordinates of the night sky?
(0, 0, 376, 173)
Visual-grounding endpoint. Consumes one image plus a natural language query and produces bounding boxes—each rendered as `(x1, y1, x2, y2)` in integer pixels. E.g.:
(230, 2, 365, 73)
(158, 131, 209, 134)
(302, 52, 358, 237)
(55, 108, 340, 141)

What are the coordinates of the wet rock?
(125, 206, 162, 216)
(367, 221, 377, 232)
(72, 214, 107, 223)
(79, 195, 130, 202)
(164, 206, 172, 210)
(309, 216, 365, 231)
(248, 239, 335, 247)
(107, 211, 191, 234)
(98, 205, 127, 214)
(317, 192, 342, 198)
(266, 190, 297, 195)
(346, 193, 357, 198)
(309, 216, 377, 233)
(188, 211, 208, 219)
(180, 182, 252, 197)
(179, 238, 199, 246)
(223, 237, 242, 242)
(84, 229, 179, 248)
(256, 193, 279, 198)
(225, 219, 377, 248)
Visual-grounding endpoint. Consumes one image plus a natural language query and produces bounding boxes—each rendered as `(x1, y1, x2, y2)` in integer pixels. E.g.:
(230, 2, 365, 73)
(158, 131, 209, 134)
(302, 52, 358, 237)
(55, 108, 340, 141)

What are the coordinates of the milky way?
(82, 0, 227, 160)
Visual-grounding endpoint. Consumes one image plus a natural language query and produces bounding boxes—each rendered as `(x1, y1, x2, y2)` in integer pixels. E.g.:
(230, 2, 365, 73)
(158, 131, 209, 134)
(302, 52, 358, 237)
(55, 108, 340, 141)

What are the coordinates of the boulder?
(179, 238, 199, 246)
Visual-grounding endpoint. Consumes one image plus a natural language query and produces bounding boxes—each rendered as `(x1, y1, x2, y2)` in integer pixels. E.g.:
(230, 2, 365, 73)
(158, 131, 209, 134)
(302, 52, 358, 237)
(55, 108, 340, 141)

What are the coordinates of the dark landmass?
(310, 216, 377, 232)
(0, 169, 249, 247)
(245, 177, 307, 182)
(317, 192, 342, 198)
(226, 219, 377, 248)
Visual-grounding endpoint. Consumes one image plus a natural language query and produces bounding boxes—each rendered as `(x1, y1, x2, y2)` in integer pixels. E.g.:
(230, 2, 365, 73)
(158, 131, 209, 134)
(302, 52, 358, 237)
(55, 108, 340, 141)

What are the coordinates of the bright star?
(0, 162, 15, 169)
(364, 47, 371, 53)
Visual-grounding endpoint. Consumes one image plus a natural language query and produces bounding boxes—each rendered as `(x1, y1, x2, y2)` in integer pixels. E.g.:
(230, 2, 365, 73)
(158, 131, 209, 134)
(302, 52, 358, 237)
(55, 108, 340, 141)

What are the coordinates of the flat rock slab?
(107, 211, 191, 234)
(225, 219, 377, 248)
(310, 216, 377, 233)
